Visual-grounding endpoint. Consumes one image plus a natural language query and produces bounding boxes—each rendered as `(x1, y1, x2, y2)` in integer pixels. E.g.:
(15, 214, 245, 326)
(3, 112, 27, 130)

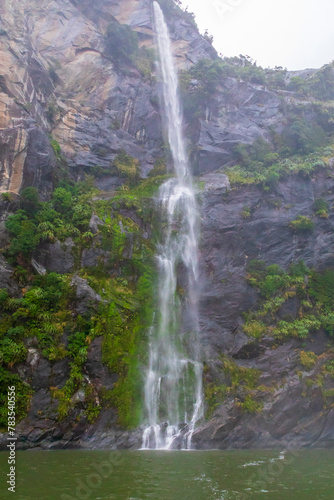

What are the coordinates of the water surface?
(1, 449, 334, 499)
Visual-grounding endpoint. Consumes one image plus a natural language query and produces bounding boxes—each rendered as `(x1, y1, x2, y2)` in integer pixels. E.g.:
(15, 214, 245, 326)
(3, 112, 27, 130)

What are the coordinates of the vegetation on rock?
(243, 261, 334, 340)
(105, 21, 139, 64)
(1, 0, 334, 448)
(289, 215, 315, 232)
(225, 141, 333, 189)
(203, 356, 264, 418)
(156, 0, 197, 26)
(0, 167, 168, 430)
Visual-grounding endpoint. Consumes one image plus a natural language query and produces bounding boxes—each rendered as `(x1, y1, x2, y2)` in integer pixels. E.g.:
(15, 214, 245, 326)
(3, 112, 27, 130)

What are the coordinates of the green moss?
(87, 256, 156, 428)
(309, 269, 334, 311)
(237, 395, 263, 414)
(148, 158, 167, 177)
(135, 46, 156, 80)
(1, 167, 160, 429)
(322, 388, 334, 400)
(114, 150, 140, 187)
(323, 360, 334, 375)
(222, 357, 261, 390)
(243, 258, 334, 342)
(275, 316, 321, 339)
(300, 351, 318, 369)
(204, 381, 227, 418)
(243, 320, 267, 339)
(108, 357, 143, 428)
(225, 141, 333, 189)
(289, 215, 315, 232)
(105, 21, 138, 65)
(0, 368, 32, 429)
(50, 138, 61, 159)
(246, 261, 302, 300)
(1, 192, 12, 202)
(241, 206, 251, 219)
(203, 357, 264, 418)
(316, 209, 329, 218)
(98, 304, 146, 428)
(101, 276, 154, 427)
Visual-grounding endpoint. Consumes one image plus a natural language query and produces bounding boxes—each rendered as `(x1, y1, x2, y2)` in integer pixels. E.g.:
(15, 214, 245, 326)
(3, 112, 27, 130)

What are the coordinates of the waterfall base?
(141, 422, 192, 450)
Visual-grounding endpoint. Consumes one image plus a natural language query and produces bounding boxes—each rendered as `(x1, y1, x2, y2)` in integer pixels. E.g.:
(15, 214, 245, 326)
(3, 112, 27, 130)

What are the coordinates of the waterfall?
(142, 1, 203, 450)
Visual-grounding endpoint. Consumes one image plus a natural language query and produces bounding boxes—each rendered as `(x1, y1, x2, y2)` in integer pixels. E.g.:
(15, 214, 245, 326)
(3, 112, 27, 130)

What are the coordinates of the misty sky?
(183, 0, 334, 70)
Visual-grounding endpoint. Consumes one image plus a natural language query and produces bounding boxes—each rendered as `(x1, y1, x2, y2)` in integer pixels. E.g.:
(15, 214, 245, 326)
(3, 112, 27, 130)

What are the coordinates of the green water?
(1, 449, 333, 499)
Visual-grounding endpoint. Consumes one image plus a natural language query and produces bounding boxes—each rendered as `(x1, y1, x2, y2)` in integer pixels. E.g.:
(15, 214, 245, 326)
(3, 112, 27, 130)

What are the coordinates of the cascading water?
(142, 1, 203, 450)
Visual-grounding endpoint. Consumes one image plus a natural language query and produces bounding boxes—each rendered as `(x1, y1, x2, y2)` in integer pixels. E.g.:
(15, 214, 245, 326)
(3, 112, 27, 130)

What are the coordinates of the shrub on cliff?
(156, 0, 197, 26)
(52, 187, 73, 213)
(0, 338, 27, 367)
(0, 368, 32, 429)
(179, 59, 228, 119)
(288, 63, 334, 101)
(244, 257, 334, 341)
(20, 187, 40, 213)
(281, 118, 325, 154)
(105, 21, 138, 64)
(313, 198, 329, 218)
(309, 270, 334, 312)
(289, 215, 314, 232)
(300, 351, 318, 370)
(114, 150, 140, 186)
(5, 211, 39, 257)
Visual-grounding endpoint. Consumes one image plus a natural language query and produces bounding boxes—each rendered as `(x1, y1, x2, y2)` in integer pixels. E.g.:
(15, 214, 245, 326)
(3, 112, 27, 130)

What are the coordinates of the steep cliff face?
(194, 171, 334, 449)
(200, 172, 334, 352)
(0, 0, 214, 196)
(0, 0, 334, 450)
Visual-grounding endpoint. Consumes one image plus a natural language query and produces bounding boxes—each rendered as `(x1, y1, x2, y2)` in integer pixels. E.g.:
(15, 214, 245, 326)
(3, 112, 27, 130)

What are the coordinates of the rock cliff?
(0, 0, 334, 450)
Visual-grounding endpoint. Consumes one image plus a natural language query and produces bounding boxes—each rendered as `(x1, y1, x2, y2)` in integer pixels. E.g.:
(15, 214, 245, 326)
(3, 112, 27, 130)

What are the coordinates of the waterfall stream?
(142, 1, 203, 450)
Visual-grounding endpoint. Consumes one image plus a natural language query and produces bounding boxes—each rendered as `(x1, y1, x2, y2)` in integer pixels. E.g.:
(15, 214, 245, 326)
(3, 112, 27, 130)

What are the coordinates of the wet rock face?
(0, 122, 56, 199)
(193, 172, 334, 449)
(9, 168, 333, 451)
(0, 0, 57, 197)
(85, 337, 117, 389)
(0, 0, 298, 194)
(0, 254, 18, 295)
(22, 127, 55, 199)
(1, 336, 119, 451)
(71, 275, 102, 315)
(194, 83, 284, 175)
(0, 0, 215, 195)
(199, 171, 334, 353)
(192, 335, 334, 450)
(0, 0, 333, 451)
(32, 239, 75, 274)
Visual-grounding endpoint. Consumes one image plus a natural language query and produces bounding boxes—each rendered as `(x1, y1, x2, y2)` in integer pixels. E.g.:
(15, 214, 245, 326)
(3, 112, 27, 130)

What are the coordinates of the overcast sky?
(183, 0, 334, 70)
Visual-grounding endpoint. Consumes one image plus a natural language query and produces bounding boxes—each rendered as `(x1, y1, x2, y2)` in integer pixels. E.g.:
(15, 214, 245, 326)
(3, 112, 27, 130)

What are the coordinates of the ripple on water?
(0, 450, 334, 500)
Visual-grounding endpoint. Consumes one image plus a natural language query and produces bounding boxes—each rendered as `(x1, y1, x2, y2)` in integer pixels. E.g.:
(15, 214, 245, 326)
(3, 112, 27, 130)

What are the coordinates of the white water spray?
(142, 1, 203, 450)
